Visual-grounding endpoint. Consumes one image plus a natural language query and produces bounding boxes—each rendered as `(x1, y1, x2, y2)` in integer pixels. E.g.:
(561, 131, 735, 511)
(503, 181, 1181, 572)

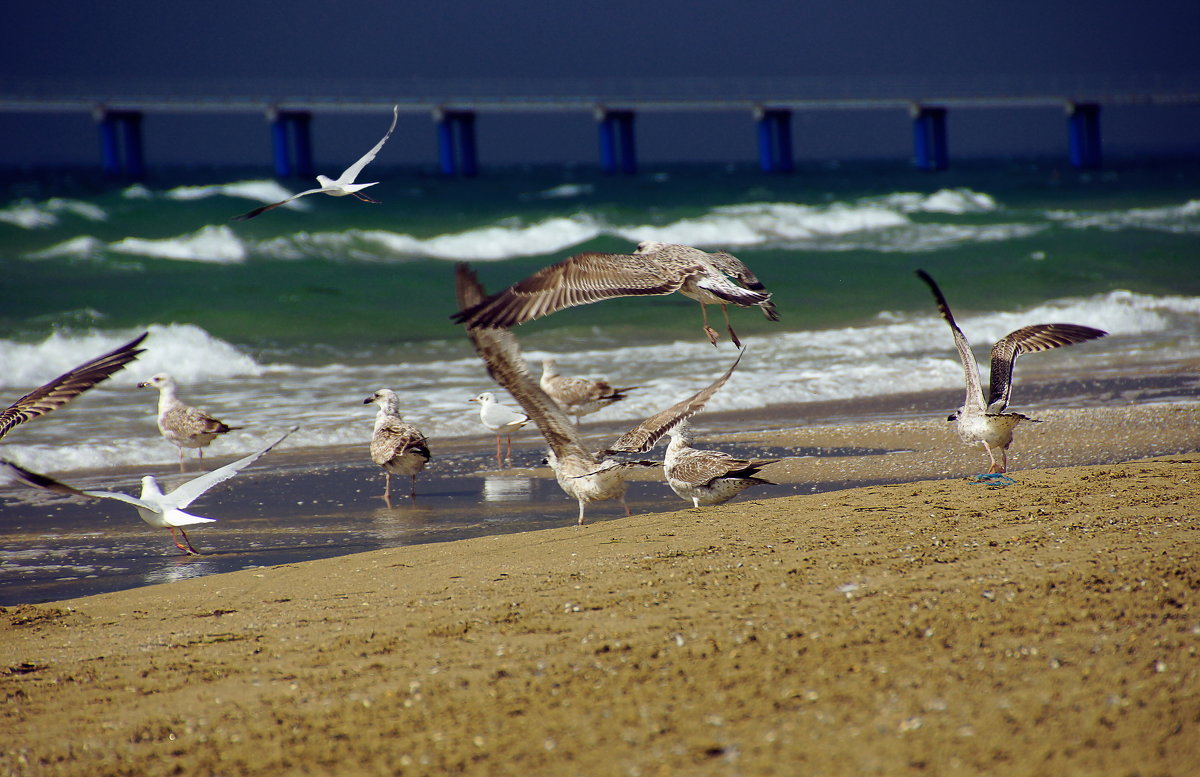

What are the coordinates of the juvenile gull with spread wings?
(456, 262, 741, 524)
(364, 389, 430, 505)
(232, 105, 399, 221)
(452, 241, 779, 347)
(540, 358, 639, 426)
(663, 421, 778, 507)
(917, 270, 1107, 475)
(0, 332, 147, 494)
(84, 427, 296, 555)
(138, 374, 238, 470)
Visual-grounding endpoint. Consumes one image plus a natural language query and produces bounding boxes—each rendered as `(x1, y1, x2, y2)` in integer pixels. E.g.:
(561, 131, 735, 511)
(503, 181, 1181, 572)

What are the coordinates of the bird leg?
(178, 448, 186, 472)
(170, 527, 200, 555)
(409, 475, 418, 500)
(577, 500, 587, 526)
(982, 442, 1003, 474)
(721, 304, 743, 349)
(382, 472, 393, 508)
(699, 304, 720, 346)
(495, 435, 504, 467)
(352, 191, 381, 203)
(505, 434, 514, 465)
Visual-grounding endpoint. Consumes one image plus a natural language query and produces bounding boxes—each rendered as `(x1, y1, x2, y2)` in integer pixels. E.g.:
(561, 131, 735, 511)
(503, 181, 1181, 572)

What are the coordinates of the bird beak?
(136, 382, 150, 388)
(363, 397, 373, 405)
(468, 398, 479, 403)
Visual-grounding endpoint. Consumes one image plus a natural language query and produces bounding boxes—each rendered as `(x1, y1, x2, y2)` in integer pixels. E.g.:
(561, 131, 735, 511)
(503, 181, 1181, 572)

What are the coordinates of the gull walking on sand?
(0, 332, 148, 495)
(82, 427, 296, 555)
(232, 105, 400, 221)
(452, 241, 779, 347)
(916, 270, 1107, 478)
(138, 374, 238, 471)
(663, 421, 777, 507)
(539, 358, 639, 426)
(457, 263, 743, 525)
(471, 392, 531, 467)
(364, 389, 430, 505)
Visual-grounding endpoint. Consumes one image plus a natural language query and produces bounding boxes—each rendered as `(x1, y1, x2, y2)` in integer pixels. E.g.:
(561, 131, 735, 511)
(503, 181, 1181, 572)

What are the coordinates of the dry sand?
(2, 397, 1198, 776)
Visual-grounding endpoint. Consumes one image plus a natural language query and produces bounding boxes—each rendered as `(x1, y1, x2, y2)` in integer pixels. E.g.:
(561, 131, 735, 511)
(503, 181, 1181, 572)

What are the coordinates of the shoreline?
(2, 453, 1197, 775)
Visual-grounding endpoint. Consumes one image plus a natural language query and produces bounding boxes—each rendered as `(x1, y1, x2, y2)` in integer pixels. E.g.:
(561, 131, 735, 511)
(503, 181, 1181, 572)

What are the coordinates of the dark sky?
(2, 2, 1198, 170)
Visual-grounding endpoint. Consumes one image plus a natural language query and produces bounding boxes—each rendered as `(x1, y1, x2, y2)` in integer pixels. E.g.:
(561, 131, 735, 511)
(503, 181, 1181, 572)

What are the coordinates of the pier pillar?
(1067, 102, 1102, 170)
(755, 108, 794, 173)
(595, 109, 637, 175)
(911, 105, 949, 171)
(268, 110, 314, 178)
(94, 108, 146, 179)
(434, 110, 479, 177)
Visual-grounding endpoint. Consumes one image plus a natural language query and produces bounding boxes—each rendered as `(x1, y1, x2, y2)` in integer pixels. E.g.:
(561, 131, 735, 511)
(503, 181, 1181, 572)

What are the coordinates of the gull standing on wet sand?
(916, 270, 1107, 477)
(364, 389, 431, 505)
(0, 333, 148, 494)
(662, 421, 778, 507)
(231, 105, 400, 221)
(83, 427, 296, 555)
(457, 262, 743, 525)
(471, 392, 530, 468)
(539, 358, 639, 426)
(452, 241, 779, 347)
(139, 374, 238, 471)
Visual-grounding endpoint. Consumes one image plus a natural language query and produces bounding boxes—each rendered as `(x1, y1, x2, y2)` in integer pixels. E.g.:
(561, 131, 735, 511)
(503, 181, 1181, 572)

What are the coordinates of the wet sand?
(1, 382, 1199, 775)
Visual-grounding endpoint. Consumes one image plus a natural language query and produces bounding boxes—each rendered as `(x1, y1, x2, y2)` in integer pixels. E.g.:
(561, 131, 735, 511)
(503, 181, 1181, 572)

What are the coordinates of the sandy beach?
(2, 380, 1198, 776)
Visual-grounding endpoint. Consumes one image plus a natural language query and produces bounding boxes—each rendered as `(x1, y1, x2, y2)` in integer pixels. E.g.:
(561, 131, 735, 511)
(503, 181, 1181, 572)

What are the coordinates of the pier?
(1, 75, 1196, 177)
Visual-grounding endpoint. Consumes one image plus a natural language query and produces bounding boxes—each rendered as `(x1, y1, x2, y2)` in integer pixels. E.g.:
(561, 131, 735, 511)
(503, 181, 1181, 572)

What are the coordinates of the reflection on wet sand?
(143, 557, 221, 586)
(482, 475, 533, 503)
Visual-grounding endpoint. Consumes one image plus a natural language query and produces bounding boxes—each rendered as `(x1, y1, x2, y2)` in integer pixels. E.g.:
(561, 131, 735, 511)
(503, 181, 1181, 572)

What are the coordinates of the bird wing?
(455, 263, 588, 461)
(0, 458, 92, 497)
(451, 252, 689, 329)
(373, 420, 429, 464)
(916, 270, 985, 413)
(336, 105, 399, 184)
(0, 332, 148, 441)
(987, 323, 1108, 412)
(165, 426, 297, 509)
(231, 189, 326, 221)
(80, 489, 153, 510)
(602, 349, 743, 455)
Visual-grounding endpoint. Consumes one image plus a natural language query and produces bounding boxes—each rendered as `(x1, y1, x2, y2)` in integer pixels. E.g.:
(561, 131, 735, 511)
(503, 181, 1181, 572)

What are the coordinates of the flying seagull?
(916, 269, 1107, 475)
(470, 392, 531, 467)
(0, 332, 148, 495)
(138, 373, 239, 471)
(456, 262, 742, 525)
(662, 421, 777, 507)
(232, 105, 400, 221)
(83, 427, 297, 555)
(364, 388, 430, 505)
(539, 358, 639, 426)
(452, 241, 779, 347)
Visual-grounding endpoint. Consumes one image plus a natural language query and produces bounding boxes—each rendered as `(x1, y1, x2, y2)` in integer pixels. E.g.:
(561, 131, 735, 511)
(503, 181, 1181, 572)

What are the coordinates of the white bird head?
(137, 373, 176, 392)
(139, 475, 164, 499)
(470, 392, 494, 405)
(634, 240, 669, 255)
(364, 389, 400, 412)
(316, 174, 336, 187)
(667, 420, 695, 443)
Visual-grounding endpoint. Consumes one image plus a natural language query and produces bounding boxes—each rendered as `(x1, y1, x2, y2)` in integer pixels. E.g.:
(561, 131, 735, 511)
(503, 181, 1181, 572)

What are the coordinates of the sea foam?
(0, 198, 108, 229)
(164, 179, 308, 207)
(110, 225, 248, 263)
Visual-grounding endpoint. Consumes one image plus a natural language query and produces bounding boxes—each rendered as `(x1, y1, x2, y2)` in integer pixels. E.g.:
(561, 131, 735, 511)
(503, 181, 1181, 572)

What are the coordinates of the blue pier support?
(1067, 102, 1102, 170)
(755, 108, 794, 173)
(595, 109, 637, 175)
(94, 109, 146, 179)
(435, 110, 479, 177)
(269, 110, 314, 178)
(912, 105, 949, 171)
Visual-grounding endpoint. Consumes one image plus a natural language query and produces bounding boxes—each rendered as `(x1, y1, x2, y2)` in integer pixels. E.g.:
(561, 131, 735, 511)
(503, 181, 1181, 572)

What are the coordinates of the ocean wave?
(0, 197, 108, 229)
(164, 179, 308, 208)
(26, 235, 108, 260)
(1048, 198, 1200, 234)
(110, 225, 248, 263)
(0, 323, 265, 390)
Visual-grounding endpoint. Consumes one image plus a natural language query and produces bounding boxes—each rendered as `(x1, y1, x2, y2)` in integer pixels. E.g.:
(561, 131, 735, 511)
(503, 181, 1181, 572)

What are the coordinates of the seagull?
(138, 373, 239, 470)
(916, 270, 1107, 476)
(456, 262, 742, 525)
(470, 392, 531, 467)
(0, 332, 148, 495)
(662, 421, 777, 507)
(539, 358, 639, 426)
(451, 241, 779, 347)
(82, 427, 296, 555)
(364, 389, 430, 505)
(231, 105, 400, 221)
